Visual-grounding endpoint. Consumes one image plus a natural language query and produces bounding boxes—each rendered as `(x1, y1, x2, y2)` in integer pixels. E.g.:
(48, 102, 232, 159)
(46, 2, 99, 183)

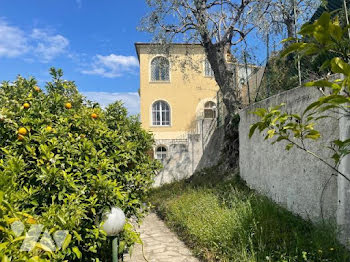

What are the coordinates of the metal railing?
(155, 138, 189, 145)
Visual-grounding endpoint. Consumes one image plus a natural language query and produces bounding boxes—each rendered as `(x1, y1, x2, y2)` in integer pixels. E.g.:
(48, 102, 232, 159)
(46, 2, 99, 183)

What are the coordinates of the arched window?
(151, 57, 170, 81)
(152, 100, 170, 126)
(204, 59, 214, 77)
(155, 146, 167, 160)
(204, 101, 216, 119)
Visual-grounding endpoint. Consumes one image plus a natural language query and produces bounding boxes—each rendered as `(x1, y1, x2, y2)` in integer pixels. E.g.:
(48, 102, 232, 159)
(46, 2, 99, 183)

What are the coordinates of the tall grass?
(149, 168, 350, 262)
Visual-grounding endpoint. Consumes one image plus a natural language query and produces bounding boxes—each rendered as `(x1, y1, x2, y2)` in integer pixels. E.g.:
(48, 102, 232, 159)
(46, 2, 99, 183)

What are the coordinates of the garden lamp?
(103, 207, 126, 262)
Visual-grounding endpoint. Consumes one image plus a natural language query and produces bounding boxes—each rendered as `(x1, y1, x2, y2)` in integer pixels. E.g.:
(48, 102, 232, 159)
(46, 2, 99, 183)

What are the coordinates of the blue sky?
(0, 1, 280, 115)
(0, 0, 153, 115)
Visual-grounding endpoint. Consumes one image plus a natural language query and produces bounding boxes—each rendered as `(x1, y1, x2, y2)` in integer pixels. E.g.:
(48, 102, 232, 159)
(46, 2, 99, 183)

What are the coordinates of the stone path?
(124, 213, 199, 262)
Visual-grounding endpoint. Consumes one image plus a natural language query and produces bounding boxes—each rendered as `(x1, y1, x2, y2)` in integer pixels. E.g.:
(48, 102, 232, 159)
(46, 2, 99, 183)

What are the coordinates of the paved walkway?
(124, 213, 199, 262)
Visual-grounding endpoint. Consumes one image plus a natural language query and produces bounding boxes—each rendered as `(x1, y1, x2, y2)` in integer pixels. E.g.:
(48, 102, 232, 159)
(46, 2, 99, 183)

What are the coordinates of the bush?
(0, 68, 160, 261)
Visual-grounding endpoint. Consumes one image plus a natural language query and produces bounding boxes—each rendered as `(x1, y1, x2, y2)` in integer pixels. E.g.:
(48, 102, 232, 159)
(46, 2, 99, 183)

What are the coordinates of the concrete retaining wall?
(239, 86, 340, 221)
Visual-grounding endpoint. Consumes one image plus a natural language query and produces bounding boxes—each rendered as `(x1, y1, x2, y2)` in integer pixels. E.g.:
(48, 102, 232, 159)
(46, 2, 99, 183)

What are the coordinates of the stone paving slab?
(124, 213, 199, 262)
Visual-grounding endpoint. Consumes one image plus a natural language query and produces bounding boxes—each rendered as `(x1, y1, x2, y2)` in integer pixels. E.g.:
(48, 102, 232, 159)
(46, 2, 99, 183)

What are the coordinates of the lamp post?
(102, 207, 126, 262)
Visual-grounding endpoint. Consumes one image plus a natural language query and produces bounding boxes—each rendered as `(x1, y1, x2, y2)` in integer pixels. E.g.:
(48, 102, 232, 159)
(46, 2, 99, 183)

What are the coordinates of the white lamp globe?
(102, 207, 126, 236)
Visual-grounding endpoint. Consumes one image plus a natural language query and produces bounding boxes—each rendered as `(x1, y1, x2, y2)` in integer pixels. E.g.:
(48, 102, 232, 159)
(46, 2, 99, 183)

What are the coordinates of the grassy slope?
(148, 167, 350, 262)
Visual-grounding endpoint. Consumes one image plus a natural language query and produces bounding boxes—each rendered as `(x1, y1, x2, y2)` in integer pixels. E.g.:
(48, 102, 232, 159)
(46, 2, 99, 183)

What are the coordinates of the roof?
(134, 42, 202, 61)
(310, 0, 349, 22)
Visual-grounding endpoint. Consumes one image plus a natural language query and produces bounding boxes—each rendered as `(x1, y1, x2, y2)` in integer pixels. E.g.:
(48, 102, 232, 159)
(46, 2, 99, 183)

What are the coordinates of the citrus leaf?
(331, 57, 350, 75)
(286, 143, 294, 150)
(61, 233, 71, 251)
(72, 246, 82, 259)
(305, 130, 321, 140)
(249, 123, 259, 138)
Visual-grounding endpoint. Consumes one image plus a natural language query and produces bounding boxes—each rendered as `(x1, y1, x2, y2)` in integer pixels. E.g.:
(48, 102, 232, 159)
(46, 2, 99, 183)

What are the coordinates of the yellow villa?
(135, 43, 220, 138)
(135, 43, 258, 185)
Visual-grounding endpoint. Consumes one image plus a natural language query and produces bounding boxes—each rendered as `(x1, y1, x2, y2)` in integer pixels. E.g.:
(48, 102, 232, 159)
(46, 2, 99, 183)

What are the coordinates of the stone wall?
(239, 86, 340, 222)
(153, 118, 225, 187)
(196, 126, 225, 171)
(153, 142, 192, 187)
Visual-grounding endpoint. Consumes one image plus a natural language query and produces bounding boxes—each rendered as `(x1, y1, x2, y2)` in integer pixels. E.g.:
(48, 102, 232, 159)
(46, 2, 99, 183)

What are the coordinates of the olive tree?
(257, 0, 321, 40)
(141, 0, 269, 168)
(142, 0, 269, 113)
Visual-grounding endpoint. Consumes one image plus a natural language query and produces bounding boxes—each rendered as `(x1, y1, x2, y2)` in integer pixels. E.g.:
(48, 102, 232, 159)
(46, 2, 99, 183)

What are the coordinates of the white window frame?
(204, 59, 214, 77)
(155, 146, 167, 160)
(150, 56, 170, 82)
(151, 100, 171, 126)
(204, 101, 216, 119)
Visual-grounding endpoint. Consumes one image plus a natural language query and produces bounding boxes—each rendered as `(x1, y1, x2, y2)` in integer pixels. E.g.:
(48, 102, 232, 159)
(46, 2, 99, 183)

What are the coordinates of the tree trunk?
(193, 0, 242, 171)
(222, 113, 240, 170)
(286, 18, 295, 39)
(203, 42, 241, 170)
(205, 43, 241, 112)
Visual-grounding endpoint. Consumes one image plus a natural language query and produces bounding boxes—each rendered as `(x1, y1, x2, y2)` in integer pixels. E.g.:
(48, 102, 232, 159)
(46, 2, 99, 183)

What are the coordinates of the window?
(152, 100, 170, 126)
(204, 59, 214, 77)
(155, 146, 167, 160)
(204, 101, 216, 119)
(151, 57, 170, 81)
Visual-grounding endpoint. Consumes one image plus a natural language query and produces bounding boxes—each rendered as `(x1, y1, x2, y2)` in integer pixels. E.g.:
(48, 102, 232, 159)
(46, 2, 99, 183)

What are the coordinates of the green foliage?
(249, 103, 323, 147)
(256, 56, 300, 101)
(250, 12, 350, 178)
(257, 10, 350, 102)
(0, 68, 160, 261)
(281, 13, 350, 62)
(0, 192, 53, 262)
(255, 48, 333, 102)
(149, 166, 350, 262)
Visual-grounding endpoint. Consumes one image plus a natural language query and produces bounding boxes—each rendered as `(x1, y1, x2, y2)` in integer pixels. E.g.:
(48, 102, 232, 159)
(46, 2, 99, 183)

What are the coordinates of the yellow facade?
(135, 43, 219, 140)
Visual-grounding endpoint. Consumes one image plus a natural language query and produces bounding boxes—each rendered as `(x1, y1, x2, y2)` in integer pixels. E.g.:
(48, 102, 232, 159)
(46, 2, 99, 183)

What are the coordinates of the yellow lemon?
(27, 217, 36, 224)
(18, 127, 28, 136)
(65, 102, 72, 109)
(23, 103, 30, 109)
